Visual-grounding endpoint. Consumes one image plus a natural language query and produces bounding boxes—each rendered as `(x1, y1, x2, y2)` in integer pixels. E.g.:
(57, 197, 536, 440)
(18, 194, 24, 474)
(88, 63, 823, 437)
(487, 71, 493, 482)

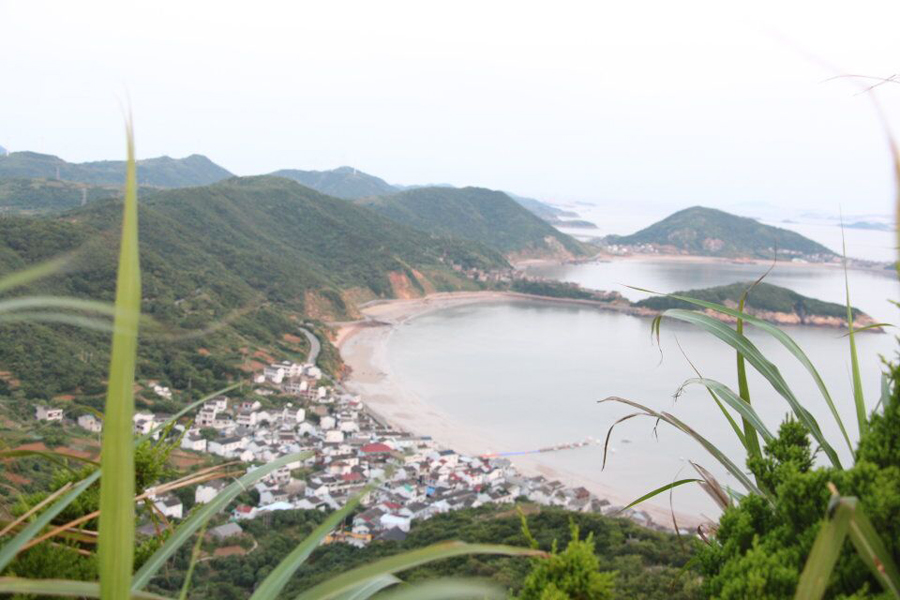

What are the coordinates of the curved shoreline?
(333, 291, 707, 528)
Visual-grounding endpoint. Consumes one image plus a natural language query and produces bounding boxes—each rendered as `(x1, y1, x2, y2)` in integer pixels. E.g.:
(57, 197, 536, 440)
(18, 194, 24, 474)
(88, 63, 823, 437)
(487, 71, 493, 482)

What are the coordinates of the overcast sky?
(2, 0, 900, 215)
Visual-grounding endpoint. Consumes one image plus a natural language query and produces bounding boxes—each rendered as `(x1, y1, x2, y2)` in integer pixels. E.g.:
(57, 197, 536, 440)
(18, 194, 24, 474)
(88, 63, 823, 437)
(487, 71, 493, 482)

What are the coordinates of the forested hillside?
(360, 186, 586, 257)
(0, 176, 503, 399)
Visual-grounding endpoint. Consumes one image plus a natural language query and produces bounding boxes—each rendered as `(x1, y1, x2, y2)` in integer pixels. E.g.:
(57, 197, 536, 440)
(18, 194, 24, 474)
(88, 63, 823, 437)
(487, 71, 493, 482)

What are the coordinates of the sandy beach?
(334, 290, 707, 527)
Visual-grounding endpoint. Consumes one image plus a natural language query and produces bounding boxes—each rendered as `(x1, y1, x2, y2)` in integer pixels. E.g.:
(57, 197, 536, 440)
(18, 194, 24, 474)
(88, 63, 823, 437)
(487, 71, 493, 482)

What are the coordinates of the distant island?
(633, 281, 876, 329)
(604, 206, 837, 261)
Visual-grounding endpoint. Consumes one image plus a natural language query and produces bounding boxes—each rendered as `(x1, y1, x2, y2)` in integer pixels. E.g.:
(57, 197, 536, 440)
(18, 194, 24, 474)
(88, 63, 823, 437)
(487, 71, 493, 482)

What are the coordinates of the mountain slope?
(0, 176, 504, 398)
(360, 186, 586, 257)
(607, 206, 835, 259)
(0, 151, 233, 187)
(0, 177, 161, 215)
(505, 192, 577, 221)
(270, 166, 398, 199)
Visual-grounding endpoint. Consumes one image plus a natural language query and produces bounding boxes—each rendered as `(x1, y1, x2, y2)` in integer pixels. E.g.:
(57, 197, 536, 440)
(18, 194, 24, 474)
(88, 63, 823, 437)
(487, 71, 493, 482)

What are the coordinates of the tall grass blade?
(618, 479, 703, 514)
(131, 451, 311, 590)
(0, 256, 69, 295)
(375, 578, 507, 600)
(794, 497, 852, 599)
(600, 396, 766, 497)
(250, 483, 374, 600)
(97, 119, 142, 600)
(678, 377, 775, 443)
(737, 287, 762, 464)
(332, 575, 401, 600)
(628, 285, 854, 455)
(841, 222, 867, 439)
(0, 577, 171, 599)
(844, 500, 900, 596)
(294, 542, 542, 600)
(177, 521, 207, 600)
(654, 309, 841, 467)
(0, 471, 100, 572)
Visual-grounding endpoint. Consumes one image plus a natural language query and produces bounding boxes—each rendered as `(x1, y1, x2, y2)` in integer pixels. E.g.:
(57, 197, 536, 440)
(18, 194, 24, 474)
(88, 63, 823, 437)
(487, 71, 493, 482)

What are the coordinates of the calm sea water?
(385, 259, 899, 517)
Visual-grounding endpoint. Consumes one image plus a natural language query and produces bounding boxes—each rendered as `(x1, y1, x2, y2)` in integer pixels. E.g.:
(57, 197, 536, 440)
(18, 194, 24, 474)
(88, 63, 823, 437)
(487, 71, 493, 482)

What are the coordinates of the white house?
(320, 416, 336, 430)
(264, 365, 285, 384)
(151, 384, 173, 399)
(77, 414, 102, 433)
(324, 430, 345, 444)
(181, 434, 207, 452)
(196, 407, 218, 428)
(207, 396, 228, 412)
(283, 404, 305, 423)
(153, 494, 183, 520)
(195, 480, 229, 504)
(208, 436, 246, 457)
(35, 405, 63, 422)
(236, 410, 257, 427)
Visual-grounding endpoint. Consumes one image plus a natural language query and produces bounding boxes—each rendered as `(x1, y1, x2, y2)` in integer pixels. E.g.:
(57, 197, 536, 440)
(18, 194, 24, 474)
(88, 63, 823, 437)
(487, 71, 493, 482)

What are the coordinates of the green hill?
(607, 206, 836, 259)
(505, 191, 578, 221)
(0, 176, 504, 399)
(0, 177, 162, 215)
(270, 166, 398, 199)
(360, 186, 587, 257)
(635, 281, 867, 324)
(0, 151, 233, 187)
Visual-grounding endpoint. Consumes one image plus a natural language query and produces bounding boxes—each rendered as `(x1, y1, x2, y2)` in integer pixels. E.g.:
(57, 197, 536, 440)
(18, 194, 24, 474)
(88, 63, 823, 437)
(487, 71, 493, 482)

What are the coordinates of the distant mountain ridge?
(269, 166, 397, 200)
(0, 151, 233, 187)
(268, 165, 574, 224)
(359, 186, 586, 258)
(607, 206, 836, 259)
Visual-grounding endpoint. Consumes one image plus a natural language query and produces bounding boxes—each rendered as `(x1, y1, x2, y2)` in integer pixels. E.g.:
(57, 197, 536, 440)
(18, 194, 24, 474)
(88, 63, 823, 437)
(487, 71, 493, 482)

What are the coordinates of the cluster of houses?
(131, 359, 662, 546)
(35, 357, 662, 545)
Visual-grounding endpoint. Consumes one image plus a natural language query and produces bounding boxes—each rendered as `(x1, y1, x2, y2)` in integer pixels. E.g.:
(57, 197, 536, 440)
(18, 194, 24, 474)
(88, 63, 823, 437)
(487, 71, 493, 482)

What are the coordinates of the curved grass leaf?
(249, 482, 374, 600)
(617, 479, 702, 514)
(0, 577, 170, 599)
(0, 256, 69, 295)
(294, 542, 543, 600)
(0, 312, 117, 332)
(131, 451, 311, 591)
(97, 120, 141, 600)
(655, 309, 841, 468)
(134, 382, 241, 445)
(332, 575, 400, 600)
(629, 284, 854, 456)
(375, 578, 507, 600)
(600, 396, 766, 498)
(673, 337, 746, 449)
(678, 377, 775, 443)
(841, 226, 867, 440)
(0, 471, 101, 572)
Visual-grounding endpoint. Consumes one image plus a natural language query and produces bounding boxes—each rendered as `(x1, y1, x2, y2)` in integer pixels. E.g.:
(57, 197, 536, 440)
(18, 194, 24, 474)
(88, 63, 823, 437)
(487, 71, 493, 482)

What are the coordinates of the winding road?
(298, 326, 321, 366)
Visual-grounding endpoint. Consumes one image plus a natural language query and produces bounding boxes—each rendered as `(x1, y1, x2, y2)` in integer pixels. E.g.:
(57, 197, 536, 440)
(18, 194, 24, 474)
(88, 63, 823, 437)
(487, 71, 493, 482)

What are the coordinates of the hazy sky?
(3, 0, 900, 215)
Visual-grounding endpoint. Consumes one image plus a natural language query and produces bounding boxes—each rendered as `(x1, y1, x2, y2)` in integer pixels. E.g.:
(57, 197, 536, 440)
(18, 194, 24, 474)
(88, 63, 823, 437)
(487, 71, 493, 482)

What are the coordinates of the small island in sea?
(632, 281, 877, 329)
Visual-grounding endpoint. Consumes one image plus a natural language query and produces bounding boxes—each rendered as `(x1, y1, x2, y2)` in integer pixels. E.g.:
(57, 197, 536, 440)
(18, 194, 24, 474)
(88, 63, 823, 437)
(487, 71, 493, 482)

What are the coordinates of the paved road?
(298, 326, 321, 366)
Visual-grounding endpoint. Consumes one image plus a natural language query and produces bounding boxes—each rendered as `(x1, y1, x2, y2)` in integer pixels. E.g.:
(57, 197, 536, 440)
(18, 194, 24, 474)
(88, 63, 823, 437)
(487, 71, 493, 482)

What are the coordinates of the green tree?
(518, 516, 616, 600)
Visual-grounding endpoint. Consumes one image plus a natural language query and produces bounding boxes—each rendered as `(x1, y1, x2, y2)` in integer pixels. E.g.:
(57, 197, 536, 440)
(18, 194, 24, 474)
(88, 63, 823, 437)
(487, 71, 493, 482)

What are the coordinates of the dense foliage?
(606, 206, 836, 258)
(359, 186, 586, 256)
(511, 279, 597, 301)
(635, 281, 864, 319)
(696, 359, 900, 598)
(0, 151, 233, 187)
(0, 177, 150, 215)
(0, 176, 503, 398)
(146, 505, 699, 599)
